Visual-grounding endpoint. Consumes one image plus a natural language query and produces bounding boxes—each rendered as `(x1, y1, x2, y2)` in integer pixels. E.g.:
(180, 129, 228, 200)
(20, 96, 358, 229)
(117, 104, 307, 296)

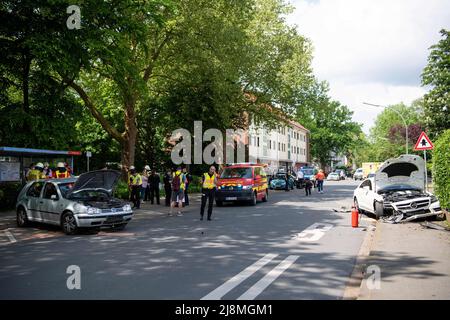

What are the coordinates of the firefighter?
(200, 165, 217, 221)
(129, 166, 142, 209)
(54, 162, 70, 179)
(27, 163, 46, 181)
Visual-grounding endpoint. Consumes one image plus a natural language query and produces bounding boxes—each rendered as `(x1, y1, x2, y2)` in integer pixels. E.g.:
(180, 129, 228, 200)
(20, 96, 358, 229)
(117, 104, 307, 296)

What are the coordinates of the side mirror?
(51, 194, 58, 200)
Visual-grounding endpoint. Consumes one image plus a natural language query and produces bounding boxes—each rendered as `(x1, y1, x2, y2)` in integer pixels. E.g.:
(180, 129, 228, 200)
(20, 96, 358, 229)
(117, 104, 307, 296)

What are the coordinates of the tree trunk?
(121, 99, 138, 180)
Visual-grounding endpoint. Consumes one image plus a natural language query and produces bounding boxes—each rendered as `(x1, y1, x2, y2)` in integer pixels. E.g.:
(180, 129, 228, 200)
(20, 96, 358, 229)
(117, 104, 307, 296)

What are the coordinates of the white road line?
(237, 255, 299, 300)
(201, 253, 278, 300)
(295, 222, 333, 242)
(5, 229, 17, 243)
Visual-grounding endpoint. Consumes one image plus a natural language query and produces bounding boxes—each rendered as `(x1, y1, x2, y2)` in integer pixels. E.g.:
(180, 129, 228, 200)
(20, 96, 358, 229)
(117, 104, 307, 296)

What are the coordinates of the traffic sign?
(86, 151, 92, 157)
(414, 132, 433, 151)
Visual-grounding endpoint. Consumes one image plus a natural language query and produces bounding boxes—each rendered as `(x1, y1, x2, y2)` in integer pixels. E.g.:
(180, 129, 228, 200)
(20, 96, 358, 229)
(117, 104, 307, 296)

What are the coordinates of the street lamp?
(363, 102, 409, 155)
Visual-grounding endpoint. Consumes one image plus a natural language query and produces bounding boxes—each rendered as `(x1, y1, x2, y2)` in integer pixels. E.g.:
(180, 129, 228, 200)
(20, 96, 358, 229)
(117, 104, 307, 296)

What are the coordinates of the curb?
(342, 218, 378, 300)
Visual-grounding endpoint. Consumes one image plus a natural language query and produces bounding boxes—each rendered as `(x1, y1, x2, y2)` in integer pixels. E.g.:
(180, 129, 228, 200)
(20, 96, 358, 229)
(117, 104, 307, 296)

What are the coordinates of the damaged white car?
(353, 155, 441, 220)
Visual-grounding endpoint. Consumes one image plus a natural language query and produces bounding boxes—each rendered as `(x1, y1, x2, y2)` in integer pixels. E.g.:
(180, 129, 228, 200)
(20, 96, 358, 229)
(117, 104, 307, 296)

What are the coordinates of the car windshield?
(68, 189, 111, 200)
(58, 183, 75, 198)
(302, 169, 314, 175)
(220, 167, 252, 179)
(275, 174, 287, 179)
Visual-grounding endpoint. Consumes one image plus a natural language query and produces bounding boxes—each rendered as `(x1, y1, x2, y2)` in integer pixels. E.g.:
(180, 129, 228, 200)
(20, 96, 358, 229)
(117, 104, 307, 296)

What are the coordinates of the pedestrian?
(200, 165, 217, 221)
(141, 168, 149, 204)
(305, 177, 313, 196)
(163, 169, 172, 207)
(43, 162, 52, 179)
(296, 169, 304, 189)
(128, 166, 142, 209)
(169, 167, 185, 216)
(316, 169, 325, 193)
(285, 172, 290, 192)
(183, 167, 192, 206)
(144, 165, 151, 201)
(149, 169, 161, 205)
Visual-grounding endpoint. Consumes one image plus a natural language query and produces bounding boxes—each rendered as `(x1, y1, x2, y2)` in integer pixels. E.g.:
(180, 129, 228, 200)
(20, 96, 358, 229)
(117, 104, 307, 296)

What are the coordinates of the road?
(0, 180, 373, 299)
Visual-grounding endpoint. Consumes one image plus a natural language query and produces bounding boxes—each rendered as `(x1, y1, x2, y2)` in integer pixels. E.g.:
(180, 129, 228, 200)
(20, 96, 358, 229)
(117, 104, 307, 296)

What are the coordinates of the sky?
(286, 0, 450, 134)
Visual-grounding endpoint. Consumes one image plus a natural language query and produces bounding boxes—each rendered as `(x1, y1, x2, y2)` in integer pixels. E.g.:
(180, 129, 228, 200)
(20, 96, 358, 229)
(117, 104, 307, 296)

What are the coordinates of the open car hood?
(67, 170, 121, 196)
(375, 155, 425, 192)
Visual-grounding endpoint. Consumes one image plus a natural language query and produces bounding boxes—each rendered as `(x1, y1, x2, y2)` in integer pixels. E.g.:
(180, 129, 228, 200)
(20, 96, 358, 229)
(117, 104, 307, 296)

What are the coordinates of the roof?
(0, 147, 82, 157)
(32, 178, 77, 184)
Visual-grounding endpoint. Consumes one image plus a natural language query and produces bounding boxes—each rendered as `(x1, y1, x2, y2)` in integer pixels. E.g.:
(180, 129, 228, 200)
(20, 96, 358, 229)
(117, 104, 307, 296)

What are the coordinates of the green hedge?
(432, 129, 450, 211)
(0, 182, 23, 211)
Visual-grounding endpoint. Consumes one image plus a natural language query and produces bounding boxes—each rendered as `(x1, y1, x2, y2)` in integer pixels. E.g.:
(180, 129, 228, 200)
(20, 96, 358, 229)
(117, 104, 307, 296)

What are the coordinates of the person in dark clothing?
(149, 170, 161, 205)
(163, 170, 172, 206)
(305, 177, 313, 196)
(183, 168, 192, 206)
(285, 172, 290, 192)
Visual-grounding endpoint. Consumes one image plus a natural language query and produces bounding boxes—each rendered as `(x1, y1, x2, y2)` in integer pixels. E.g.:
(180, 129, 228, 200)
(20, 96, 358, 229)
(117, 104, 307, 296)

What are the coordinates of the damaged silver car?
(353, 155, 441, 220)
(16, 170, 133, 234)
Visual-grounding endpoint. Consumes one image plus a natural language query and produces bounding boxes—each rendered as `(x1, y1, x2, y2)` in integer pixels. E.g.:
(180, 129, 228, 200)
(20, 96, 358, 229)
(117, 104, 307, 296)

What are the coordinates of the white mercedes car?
(353, 155, 441, 219)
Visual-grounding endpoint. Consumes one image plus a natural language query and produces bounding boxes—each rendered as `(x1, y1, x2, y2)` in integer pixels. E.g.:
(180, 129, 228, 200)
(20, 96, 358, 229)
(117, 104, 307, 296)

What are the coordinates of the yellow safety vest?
(27, 169, 45, 181)
(173, 171, 185, 190)
(55, 170, 70, 179)
(203, 172, 216, 189)
(130, 174, 142, 186)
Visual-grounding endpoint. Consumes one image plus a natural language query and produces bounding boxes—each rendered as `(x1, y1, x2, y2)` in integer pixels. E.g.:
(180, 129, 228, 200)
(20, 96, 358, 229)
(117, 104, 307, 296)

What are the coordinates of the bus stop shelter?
(0, 147, 82, 183)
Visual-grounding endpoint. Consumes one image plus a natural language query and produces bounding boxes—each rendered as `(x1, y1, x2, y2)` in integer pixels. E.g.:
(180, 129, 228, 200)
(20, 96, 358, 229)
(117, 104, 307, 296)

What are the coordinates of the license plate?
(106, 216, 123, 223)
(225, 197, 237, 201)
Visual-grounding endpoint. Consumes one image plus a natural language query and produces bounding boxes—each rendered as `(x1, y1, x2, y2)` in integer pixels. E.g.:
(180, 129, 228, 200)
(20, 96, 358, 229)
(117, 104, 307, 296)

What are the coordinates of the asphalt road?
(0, 180, 373, 299)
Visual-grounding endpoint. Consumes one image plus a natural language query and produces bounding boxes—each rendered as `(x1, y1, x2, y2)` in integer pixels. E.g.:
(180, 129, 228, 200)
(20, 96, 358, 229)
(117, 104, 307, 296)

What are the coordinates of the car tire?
(374, 202, 385, 219)
(16, 206, 29, 227)
(250, 192, 257, 206)
(216, 200, 223, 207)
(61, 212, 78, 235)
(262, 189, 268, 202)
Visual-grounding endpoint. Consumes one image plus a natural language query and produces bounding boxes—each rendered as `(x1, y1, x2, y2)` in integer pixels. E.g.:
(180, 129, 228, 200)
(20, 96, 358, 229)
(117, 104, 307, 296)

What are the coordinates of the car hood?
(67, 170, 121, 196)
(375, 155, 424, 192)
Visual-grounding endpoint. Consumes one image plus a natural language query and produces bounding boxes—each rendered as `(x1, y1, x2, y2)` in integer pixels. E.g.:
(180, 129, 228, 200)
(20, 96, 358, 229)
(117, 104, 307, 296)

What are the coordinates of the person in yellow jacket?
(200, 165, 218, 221)
(169, 167, 186, 216)
(54, 162, 70, 179)
(128, 166, 142, 209)
(27, 163, 46, 181)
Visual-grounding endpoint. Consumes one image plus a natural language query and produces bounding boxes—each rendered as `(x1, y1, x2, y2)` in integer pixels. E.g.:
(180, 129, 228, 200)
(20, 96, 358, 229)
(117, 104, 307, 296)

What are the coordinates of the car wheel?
(262, 189, 268, 202)
(374, 202, 385, 219)
(16, 206, 29, 227)
(250, 192, 257, 206)
(62, 212, 78, 235)
(216, 200, 223, 207)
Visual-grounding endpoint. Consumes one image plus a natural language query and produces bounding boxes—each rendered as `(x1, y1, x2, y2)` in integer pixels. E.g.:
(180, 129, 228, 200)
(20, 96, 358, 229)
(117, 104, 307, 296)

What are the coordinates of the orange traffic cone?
(351, 206, 359, 228)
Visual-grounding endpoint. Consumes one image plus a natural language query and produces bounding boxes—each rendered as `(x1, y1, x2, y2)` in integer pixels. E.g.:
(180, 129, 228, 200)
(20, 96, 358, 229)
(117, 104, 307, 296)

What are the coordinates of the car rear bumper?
(75, 212, 134, 227)
(216, 190, 253, 202)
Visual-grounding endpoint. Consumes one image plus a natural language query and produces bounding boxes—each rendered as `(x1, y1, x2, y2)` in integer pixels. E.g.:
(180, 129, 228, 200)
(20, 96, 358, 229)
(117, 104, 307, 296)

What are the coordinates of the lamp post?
(363, 102, 409, 155)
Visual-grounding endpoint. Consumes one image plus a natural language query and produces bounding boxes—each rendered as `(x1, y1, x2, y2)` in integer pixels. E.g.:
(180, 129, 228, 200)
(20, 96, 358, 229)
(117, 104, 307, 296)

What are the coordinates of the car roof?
(31, 178, 77, 184)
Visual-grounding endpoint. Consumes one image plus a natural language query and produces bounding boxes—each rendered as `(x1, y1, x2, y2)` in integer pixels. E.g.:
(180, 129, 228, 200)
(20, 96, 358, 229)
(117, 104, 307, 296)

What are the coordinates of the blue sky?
(286, 0, 450, 133)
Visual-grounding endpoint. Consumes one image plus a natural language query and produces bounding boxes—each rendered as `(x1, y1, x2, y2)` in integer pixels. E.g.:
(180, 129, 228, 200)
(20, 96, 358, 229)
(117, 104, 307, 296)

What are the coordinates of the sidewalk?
(359, 221, 450, 299)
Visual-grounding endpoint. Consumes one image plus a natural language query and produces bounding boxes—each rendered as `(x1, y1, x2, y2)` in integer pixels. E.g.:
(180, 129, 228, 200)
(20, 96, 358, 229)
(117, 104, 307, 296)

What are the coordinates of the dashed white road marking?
(201, 253, 278, 300)
(237, 255, 299, 300)
(295, 222, 333, 242)
(4, 229, 17, 243)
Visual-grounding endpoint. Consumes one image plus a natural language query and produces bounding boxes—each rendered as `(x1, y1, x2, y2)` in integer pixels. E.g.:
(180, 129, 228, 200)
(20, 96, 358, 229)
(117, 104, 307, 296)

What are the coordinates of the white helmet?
(57, 162, 65, 168)
(129, 165, 135, 170)
(144, 165, 150, 171)
(35, 162, 44, 169)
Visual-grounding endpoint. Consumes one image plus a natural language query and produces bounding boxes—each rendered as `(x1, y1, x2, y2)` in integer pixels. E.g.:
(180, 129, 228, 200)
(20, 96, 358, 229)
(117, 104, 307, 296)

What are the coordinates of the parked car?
(215, 163, 268, 206)
(353, 155, 441, 219)
(16, 170, 133, 235)
(327, 172, 340, 181)
(270, 173, 295, 190)
(334, 169, 346, 180)
(353, 168, 364, 180)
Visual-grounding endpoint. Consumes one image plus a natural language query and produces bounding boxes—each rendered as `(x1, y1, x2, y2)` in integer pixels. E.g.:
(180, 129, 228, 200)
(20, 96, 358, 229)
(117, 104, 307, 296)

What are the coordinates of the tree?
(422, 29, 450, 138)
(432, 129, 450, 211)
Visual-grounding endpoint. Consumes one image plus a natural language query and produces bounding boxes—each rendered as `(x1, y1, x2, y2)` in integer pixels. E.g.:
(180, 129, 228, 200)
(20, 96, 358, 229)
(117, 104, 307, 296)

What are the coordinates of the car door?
(358, 180, 373, 211)
(40, 182, 63, 224)
(25, 181, 45, 221)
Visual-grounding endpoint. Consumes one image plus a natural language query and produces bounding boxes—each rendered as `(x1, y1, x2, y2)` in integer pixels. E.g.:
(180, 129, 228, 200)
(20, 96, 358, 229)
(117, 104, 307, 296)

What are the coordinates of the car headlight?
(242, 185, 252, 190)
(123, 204, 132, 211)
(74, 203, 87, 214)
(87, 207, 102, 214)
(430, 195, 439, 203)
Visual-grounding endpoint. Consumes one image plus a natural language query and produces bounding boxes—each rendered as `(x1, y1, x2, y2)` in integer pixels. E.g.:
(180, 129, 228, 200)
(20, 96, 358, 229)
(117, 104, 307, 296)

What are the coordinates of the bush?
(114, 180, 130, 200)
(0, 182, 23, 211)
(432, 129, 450, 211)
